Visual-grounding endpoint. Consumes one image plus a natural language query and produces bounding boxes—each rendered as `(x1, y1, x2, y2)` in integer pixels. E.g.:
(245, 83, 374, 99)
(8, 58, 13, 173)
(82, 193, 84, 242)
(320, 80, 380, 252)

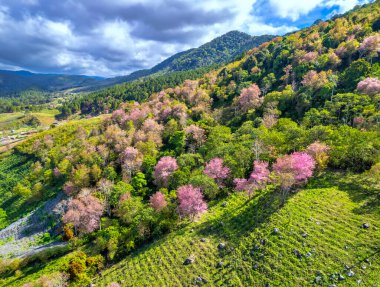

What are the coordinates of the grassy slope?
(0, 153, 33, 222)
(0, 109, 59, 131)
(94, 175, 380, 287)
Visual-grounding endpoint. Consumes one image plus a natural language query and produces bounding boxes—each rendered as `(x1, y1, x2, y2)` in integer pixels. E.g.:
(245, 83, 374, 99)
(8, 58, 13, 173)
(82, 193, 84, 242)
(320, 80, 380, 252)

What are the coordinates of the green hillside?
(75, 31, 273, 92)
(95, 181, 380, 286)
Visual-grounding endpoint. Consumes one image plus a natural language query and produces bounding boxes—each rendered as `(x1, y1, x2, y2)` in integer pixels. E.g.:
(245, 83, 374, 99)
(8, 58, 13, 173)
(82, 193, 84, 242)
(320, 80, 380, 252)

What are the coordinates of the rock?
(273, 228, 279, 234)
(306, 252, 312, 257)
(184, 257, 194, 265)
(347, 270, 355, 277)
(253, 263, 259, 270)
(314, 276, 322, 284)
(328, 285, 337, 287)
(345, 245, 349, 250)
(265, 284, 271, 287)
(357, 279, 362, 285)
(362, 223, 370, 229)
(294, 249, 302, 259)
(222, 202, 227, 207)
(316, 221, 320, 225)
(200, 238, 206, 242)
(361, 265, 366, 269)
(218, 243, 226, 250)
(364, 258, 371, 265)
(302, 232, 308, 238)
(216, 261, 223, 268)
(190, 229, 194, 233)
(261, 239, 267, 245)
(338, 274, 345, 281)
(316, 270, 322, 275)
(220, 221, 225, 227)
(344, 265, 350, 270)
(195, 276, 208, 284)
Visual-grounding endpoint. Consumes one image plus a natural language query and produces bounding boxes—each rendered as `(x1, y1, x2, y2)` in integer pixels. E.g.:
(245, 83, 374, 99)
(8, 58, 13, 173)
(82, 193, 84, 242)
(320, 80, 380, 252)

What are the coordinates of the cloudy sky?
(0, 0, 372, 77)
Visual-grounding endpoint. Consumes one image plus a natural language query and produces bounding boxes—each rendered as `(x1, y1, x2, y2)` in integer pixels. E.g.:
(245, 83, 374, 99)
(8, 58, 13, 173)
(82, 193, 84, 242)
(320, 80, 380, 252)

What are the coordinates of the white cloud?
(268, 0, 322, 21)
(0, 0, 372, 76)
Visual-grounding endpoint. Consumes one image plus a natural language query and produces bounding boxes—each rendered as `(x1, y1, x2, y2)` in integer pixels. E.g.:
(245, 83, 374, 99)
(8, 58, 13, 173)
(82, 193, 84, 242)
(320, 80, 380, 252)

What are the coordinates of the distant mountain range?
(0, 31, 273, 96)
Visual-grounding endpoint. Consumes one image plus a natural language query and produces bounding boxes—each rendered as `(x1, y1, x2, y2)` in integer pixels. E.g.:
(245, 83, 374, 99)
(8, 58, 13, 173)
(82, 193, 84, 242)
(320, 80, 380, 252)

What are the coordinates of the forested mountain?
(73, 31, 273, 92)
(0, 32, 272, 97)
(0, 70, 103, 96)
(0, 1, 380, 287)
(58, 32, 273, 117)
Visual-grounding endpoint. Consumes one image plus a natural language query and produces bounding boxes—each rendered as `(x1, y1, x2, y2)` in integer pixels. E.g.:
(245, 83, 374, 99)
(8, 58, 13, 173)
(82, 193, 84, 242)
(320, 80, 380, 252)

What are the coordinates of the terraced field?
(94, 180, 380, 287)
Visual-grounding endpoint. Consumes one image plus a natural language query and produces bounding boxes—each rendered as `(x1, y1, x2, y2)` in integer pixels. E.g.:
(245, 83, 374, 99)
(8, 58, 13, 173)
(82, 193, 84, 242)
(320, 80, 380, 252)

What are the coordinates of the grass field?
(0, 109, 59, 131)
(93, 176, 380, 287)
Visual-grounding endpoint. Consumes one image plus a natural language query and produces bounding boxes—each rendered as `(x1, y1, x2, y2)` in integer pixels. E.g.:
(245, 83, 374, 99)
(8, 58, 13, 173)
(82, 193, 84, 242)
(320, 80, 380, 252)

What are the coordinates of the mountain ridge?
(0, 31, 273, 96)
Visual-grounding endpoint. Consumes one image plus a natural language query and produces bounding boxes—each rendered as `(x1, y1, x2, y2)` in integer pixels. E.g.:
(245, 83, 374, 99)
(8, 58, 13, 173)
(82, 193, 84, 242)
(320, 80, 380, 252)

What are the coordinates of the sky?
(0, 0, 373, 77)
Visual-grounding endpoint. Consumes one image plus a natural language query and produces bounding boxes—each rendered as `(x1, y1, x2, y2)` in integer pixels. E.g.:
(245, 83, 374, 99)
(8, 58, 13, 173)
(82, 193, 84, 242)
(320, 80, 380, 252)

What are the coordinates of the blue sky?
(0, 0, 373, 77)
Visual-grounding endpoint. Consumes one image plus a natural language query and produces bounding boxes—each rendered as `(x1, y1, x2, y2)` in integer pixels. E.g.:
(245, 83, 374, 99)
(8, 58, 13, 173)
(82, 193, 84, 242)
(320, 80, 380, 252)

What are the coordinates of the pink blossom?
(177, 185, 207, 219)
(359, 34, 380, 57)
(53, 167, 61, 177)
(234, 160, 270, 197)
(63, 195, 104, 234)
(302, 51, 318, 63)
(273, 152, 315, 189)
(149, 191, 167, 212)
(111, 109, 126, 125)
(238, 84, 263, 112)
(154, 156, 178, 187)
(203, 158, 230, 186)
(184, 125, 206, 152)
(357, 77, 380, 96)
(121, 147, 143, 179)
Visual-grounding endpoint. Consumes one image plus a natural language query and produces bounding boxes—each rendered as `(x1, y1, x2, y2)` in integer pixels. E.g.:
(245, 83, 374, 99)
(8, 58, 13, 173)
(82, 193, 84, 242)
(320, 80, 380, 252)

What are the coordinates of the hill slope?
(94, 182, 380, 286)
(76, 31, 273, 91)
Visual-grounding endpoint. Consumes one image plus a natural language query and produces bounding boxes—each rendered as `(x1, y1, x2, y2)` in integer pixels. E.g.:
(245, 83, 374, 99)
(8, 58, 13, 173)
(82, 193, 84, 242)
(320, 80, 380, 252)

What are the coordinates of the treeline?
(0, 90, 54, 113)
(58, 67, 214, 118)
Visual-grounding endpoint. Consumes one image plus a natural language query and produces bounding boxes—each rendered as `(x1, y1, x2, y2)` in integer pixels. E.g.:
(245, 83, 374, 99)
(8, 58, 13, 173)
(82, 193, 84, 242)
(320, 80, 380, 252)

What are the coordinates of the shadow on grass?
(306, 171, 380, 215)
(194, 189, 291, 245)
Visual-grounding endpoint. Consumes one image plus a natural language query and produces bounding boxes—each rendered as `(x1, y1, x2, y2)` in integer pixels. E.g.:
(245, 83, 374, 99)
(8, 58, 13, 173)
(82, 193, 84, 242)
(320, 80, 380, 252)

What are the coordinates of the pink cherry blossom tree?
(63, 195, 104, 235)
(359, 34, 380, 62)
(203, 158, 230, 187)
(121, 147, 143, 180)
(149, 191, 167, 212)
(272, 152, 315, 202)
(184, 125, 206, 153)
(154, 156, 178, 187)
(177, 185, 207, 220)
(237, 84, 263, 113)
(357, 77, 380, 96)
(234, 160, 270, 197)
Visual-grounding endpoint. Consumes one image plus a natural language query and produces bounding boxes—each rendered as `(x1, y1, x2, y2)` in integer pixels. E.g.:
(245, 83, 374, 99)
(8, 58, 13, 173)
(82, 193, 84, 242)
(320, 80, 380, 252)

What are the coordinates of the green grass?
(93, 179, 380, 287)
(0, 109, 59, 131)
(0, 153, 34, 224)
